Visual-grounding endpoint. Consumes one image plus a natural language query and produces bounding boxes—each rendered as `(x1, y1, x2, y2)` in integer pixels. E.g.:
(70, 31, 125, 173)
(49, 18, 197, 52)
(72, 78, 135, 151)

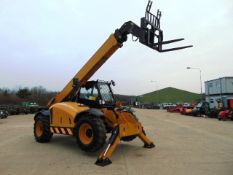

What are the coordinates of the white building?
(205, 77, 233, 109)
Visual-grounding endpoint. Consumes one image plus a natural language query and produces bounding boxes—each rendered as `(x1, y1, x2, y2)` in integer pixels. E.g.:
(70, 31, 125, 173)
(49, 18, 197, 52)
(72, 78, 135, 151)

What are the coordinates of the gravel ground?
(0, 109, 233, 175)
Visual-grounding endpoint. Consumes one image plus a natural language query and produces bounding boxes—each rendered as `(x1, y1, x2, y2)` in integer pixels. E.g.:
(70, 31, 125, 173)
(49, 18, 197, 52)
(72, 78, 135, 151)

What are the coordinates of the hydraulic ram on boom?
(34, 0, 192, 166)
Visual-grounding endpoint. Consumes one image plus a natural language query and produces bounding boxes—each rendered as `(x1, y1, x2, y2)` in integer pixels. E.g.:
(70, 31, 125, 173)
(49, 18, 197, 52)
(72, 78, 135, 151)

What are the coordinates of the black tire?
(34, 114, 53, 143)
(75, 115, 106, 152)
(5, 112, 9, 118)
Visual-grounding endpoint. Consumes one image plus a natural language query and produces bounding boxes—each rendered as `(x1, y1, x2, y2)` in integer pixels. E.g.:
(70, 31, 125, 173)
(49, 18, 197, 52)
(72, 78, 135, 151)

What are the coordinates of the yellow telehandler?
(33, 0, 192, 166)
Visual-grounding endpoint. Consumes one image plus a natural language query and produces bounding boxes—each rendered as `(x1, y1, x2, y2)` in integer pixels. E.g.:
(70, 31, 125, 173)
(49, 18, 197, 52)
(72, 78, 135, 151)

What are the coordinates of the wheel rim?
(35, 121, 43, 137)
(79, 123, 93, 145)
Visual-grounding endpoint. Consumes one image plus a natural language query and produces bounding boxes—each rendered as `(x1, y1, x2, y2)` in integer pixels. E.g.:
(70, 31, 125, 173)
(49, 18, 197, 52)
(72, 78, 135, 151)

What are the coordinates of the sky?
(0, 0, 233, 95)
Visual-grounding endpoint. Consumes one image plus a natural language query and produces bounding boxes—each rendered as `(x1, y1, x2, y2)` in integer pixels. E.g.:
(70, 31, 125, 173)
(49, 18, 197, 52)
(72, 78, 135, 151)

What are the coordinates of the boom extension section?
(48, 0, 192, 107)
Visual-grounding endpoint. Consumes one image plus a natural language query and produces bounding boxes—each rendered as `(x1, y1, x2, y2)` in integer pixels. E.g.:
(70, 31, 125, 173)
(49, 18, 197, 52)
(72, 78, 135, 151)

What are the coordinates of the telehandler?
(34, 0, 192, 166)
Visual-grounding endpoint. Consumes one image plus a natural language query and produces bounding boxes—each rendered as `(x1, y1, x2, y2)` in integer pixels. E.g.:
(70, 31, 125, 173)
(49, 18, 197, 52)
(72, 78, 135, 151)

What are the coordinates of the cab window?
(79, 86, 99, 101)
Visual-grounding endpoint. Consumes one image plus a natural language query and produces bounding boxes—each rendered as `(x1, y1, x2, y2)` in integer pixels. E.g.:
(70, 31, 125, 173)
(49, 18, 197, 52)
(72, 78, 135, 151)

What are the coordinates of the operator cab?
(76, 80, 116, 108)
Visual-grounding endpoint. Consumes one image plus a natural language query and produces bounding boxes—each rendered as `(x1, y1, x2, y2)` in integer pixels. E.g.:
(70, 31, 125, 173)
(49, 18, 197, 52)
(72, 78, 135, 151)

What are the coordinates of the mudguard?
(49, 102, 104, 127)
(74, 108, 104, 123)
(80, 108, 104, 118)
(34, 110, 50, 120)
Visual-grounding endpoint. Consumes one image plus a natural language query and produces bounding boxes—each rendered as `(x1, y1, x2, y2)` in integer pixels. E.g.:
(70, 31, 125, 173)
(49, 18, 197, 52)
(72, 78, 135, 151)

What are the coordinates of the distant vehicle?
(191, 101, 210, 117)
(218, 110, 233, 121)
(180, 106, 194, 115)
(142, 103, 160, 109)
(218, 99, 233, 121)
(162, 103, 176, 109)
(0, 110, 8, 119)
(167, 105, 183, 113)
(21, 102, 40, 114)
(183, 103, 191, 108)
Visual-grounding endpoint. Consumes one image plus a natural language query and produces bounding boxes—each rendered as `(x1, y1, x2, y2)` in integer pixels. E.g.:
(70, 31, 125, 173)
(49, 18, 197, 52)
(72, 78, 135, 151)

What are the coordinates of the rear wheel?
(34, 114, 53, 143)
(75, 115, 106, 152)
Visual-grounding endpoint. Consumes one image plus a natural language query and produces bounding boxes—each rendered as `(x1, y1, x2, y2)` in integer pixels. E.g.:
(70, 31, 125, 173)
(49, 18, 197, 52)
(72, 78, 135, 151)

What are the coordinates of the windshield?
(98, 83, 115, 103)
(79, 85, 99, 101)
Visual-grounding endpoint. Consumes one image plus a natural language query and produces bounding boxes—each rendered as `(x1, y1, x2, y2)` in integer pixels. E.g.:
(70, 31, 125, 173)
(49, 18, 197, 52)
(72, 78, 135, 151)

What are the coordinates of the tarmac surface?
(0, 109, 233, 175)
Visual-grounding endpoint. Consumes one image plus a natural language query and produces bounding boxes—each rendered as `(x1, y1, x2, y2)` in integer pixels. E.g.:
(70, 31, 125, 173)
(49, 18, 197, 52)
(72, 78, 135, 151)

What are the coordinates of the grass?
(139, 87, 201, 104)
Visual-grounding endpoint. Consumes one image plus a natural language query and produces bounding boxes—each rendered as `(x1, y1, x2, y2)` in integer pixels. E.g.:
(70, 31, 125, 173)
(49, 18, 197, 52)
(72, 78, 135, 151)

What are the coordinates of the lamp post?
(151, 80, 159, 104)
(186, 67, 203, 99)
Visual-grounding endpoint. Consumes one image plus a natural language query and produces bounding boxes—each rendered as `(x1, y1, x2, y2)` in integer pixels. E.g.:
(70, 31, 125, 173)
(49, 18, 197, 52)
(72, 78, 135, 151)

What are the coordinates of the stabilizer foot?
(95, 158, 112, 167)
(144, 142, 155, 148)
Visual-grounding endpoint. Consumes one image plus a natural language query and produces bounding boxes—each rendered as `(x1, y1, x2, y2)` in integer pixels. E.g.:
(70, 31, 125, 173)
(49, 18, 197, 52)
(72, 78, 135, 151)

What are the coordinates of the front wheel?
(34, 114, 53, 143)
(75, 115, 106, 152)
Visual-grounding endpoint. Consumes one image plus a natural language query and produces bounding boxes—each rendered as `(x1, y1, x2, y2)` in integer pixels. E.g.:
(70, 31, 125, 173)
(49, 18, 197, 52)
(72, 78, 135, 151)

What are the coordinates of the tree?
(3, 89, 9, 96)
(16, 88, 31, 99)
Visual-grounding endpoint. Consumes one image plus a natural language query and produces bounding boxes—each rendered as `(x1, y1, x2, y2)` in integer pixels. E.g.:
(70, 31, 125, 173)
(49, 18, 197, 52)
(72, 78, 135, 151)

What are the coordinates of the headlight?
(99, 100, 105, 105)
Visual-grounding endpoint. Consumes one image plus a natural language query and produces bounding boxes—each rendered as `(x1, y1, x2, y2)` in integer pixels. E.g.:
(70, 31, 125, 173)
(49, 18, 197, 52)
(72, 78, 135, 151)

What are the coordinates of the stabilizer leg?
(95, 119, 155, 166)
(95, 126, 120, 166)
(138, 129, 155, 148)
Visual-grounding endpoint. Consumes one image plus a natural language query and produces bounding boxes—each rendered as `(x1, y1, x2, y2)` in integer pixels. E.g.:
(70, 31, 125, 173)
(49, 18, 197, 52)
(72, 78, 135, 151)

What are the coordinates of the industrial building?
(205, 77, 233, 109)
